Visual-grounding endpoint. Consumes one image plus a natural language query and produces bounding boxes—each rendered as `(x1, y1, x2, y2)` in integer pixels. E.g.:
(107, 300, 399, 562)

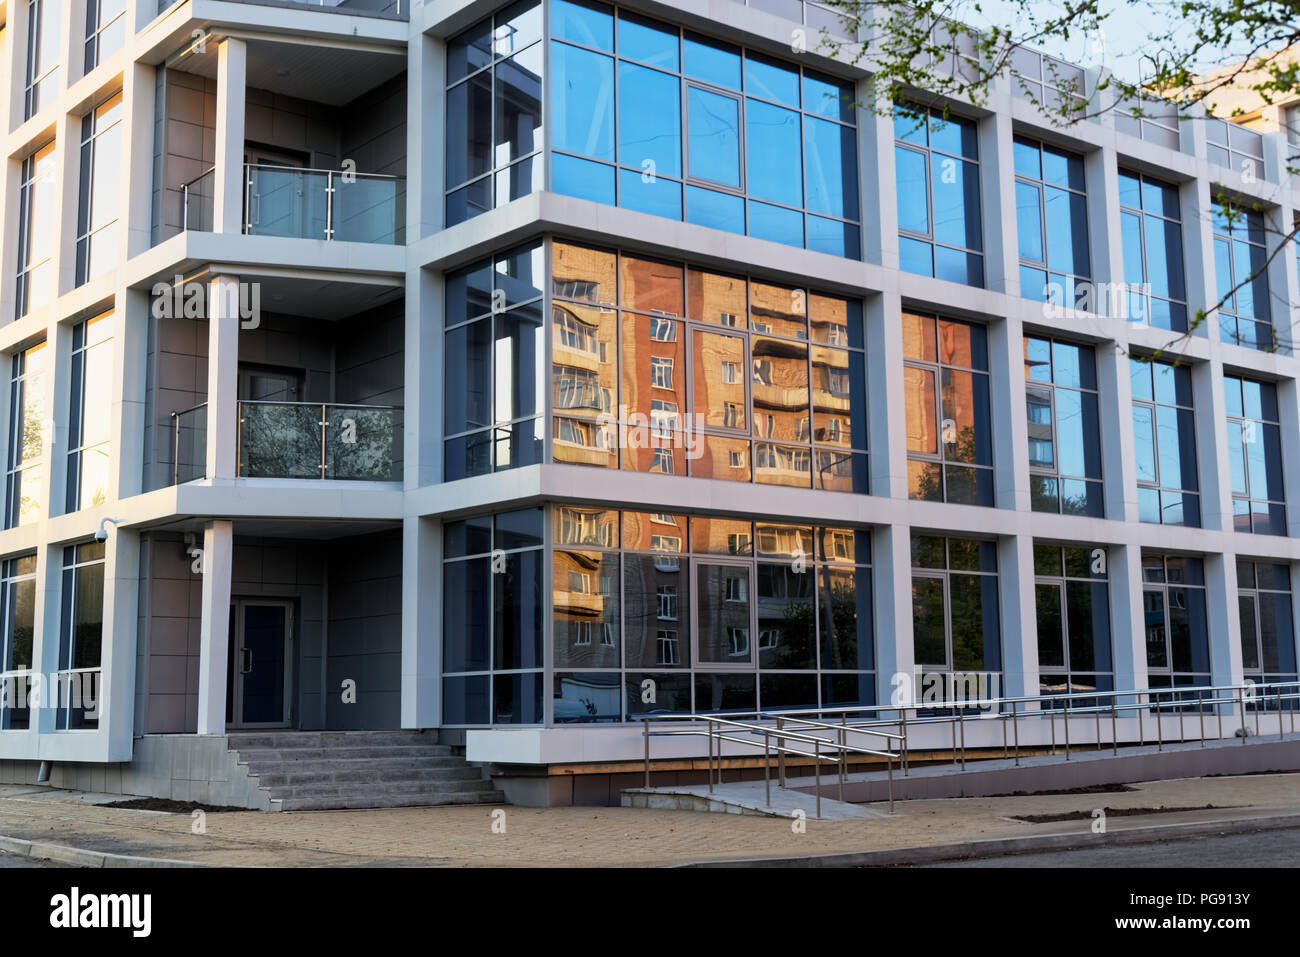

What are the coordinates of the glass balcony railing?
(180, 163, 406, 244)
(169, 401, 402, 484)
(171, 403, 208, 485)
(238, 401, 403, 481)
(158, 0, 408, 20)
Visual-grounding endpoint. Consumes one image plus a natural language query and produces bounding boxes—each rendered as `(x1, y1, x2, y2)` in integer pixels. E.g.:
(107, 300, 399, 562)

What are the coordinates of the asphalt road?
(927, 827, 1300, 867)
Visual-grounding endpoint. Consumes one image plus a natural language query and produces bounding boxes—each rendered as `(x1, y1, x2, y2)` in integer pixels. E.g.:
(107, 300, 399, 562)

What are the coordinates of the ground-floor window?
(1142, 553, 1211, 697)
(57, 542, 105, 729)
(441, 508, 545, 725)
(1033, 542, 1113, 704)
(0, 555, 36, 729)
(910, 535, 1001, 701)
(1237, 560, 1298, 707)
(554, 509, 873, 723)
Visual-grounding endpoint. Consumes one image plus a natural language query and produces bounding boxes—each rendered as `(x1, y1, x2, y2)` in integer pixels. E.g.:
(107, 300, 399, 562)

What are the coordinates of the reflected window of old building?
(549, 240, 868, 491)
(903, 312, 993, 506)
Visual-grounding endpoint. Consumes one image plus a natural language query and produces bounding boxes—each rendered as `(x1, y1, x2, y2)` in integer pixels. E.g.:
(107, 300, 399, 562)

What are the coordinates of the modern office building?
(0, 0, 1293, 808)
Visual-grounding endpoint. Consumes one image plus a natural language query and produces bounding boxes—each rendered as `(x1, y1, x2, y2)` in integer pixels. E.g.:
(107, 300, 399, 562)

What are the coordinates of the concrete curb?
(680, 812, 1300, 868)
(0, 834, 208, 868)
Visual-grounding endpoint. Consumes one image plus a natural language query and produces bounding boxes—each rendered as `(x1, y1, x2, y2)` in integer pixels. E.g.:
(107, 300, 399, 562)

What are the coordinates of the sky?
(958, 0, 1245, 83)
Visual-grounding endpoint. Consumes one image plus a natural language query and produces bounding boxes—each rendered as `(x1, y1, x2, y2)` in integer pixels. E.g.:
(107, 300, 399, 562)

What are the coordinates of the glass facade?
(548, 0, 860, 257)
(84, 0, 126, 74)
(443, 241, 545, 480)
(1034, 542, 1112, 700)
(16, 141, 57, 319)
(66, 313, 114, 513)
(910, 534, 1001, 675)
(1224, 375, 1285, 535)
(1142, 553, 1211, 691)
(442, 508, 546, 725)
(1131, 358, 1199, 527)
(24, 0, 61, 120)
(0, 556, 37, 731)
(75, 94, 124, 286)
(1015, 136, 1090, 307)
(1024, 334, 1103, 516)
(549, 240, 867, 489)
(57, 542, 105, 730)
(445, 0, 544, 226)
(903, 312, 993, 506)
(552, 507, 873, 722)
(1118, 169, 1186, 331)
(1237, 561, 1298, 691)
(1213, 202, 1273, 351)
(5, 343, 47, 530)
(894, 105, 983, 286)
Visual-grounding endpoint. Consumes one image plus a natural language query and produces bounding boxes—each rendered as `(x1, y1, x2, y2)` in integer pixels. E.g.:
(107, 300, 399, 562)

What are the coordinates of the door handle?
(241, 648, 253, 675)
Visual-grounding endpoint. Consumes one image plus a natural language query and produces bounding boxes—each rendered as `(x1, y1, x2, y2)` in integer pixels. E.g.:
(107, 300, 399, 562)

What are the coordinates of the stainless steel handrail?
(637, 678, 1299, 810)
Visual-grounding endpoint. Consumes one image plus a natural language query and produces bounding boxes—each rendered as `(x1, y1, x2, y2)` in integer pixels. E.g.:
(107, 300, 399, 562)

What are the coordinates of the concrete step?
(226, 731, 443, 750)
(251, 767, 490, 787)
(277, 790, 505, 812)
(235, 746, 454, 762)
(227, 729, 498, 811)
(240, 755, 466, 773)
(270, 778, 499, 799)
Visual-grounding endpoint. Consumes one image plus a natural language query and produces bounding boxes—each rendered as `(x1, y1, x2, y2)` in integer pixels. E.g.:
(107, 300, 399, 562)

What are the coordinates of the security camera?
(94, 528, 108, 544)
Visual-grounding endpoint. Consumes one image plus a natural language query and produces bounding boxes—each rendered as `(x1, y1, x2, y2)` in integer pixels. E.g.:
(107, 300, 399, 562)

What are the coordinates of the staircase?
(226, 730, 505, 811)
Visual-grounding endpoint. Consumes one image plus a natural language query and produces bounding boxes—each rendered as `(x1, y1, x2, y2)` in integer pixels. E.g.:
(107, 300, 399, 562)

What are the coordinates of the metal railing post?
(1278, 687, 1285, 741)
(320, 404, 329, 479)
(172, 412, 181, 487)
(1012, 699, 1020, 766)
(1155, 691, 1163, 751)
(643, 718, 650, 788)
(1239, 688, 1247, 744)
(1095, 704, 1101, 752)
(887, 754, 894, 814)
(901, 710, 909, 776)
(951, 713, 958, 768)
(1198, 690, 1205, 747)
(707, 719, 715, 792)
(1111, 697, 1118, 756)
(777, 716, 786, 787)
(1063, 696, 1070, 760)
(959, 710, 966, 770)
(325, 170, 335, 240)
(1137, 695, 1144, 746)
(814, 739, 821, 820)
(764, 730, 771, 807)
(1050, 705, 1056, 755)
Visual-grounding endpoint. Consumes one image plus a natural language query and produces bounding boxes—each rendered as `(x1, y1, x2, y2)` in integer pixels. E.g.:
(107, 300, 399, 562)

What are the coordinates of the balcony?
(171, 401, 403, 484)
(182, 164, 406, 244)
(158, 0, 408, 19)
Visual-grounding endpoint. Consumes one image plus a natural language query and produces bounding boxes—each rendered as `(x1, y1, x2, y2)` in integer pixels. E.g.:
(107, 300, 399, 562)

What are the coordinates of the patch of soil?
(1014, 804, 1237, 824)
(99, 797, 252, 813)
(984, 783, 1141, 797)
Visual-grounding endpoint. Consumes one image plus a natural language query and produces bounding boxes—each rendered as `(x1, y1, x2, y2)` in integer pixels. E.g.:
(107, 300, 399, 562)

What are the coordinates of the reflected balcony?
(182, 164, 406, 244)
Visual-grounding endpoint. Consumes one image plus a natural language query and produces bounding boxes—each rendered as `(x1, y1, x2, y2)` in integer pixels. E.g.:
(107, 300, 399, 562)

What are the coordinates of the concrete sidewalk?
(0, 774, 1296, 867)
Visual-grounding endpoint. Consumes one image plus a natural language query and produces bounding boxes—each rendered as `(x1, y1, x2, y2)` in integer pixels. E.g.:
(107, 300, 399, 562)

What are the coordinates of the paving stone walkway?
(0, 773, 1295, 867)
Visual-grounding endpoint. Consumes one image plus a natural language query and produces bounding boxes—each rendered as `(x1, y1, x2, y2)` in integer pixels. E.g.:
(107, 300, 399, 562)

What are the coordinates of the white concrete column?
(213, 38, 247, 235)
(409, 29, 442, 240)
(981, 105, 1018, 296)
(196, 520, 233, 735)
(401, 514, 441, 728)
(405, 267, 442, 489)
(101, 527, 140, 761)
(115, 286, 150, 499)
(1098, 339, 1137, 523)
(1192, 357, 1231, 533)
(32, 545, 61, 734)
(988, 310, 1028, 511)
(859, 87, 895, 268)
(121, 61, 157, 258)
(998, 534, 1038, 700)
(872, 522, 913, 711)
(865, 290, 905, 499)
(1205, 552, 1242, 690)
(1109, 543, 1146, 698)
(206, 276, 240, 479)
